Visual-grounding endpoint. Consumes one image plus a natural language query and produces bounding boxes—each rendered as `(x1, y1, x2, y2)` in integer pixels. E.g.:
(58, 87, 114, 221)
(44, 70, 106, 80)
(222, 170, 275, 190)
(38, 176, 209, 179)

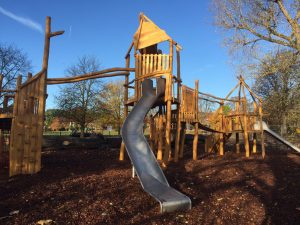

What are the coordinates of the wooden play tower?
(119, 14, 183, 166)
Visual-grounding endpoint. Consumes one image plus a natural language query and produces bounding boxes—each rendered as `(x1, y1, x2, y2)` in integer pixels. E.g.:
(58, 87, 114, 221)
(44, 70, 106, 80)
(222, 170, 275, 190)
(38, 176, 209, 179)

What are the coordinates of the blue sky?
(0, 0, 238, 109)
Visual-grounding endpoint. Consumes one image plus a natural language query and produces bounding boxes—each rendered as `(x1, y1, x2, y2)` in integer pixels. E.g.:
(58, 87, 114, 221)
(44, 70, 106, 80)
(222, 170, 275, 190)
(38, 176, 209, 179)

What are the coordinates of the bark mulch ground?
(0, 136, 299, 225)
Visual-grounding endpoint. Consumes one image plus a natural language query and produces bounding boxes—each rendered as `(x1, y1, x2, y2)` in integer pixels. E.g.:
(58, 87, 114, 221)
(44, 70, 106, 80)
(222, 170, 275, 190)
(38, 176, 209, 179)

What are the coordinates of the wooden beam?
(47, 68, 134, 84)
(125, 42, 134, 58)
(224, 82, 240, 100)
(198, 91, 239, 102)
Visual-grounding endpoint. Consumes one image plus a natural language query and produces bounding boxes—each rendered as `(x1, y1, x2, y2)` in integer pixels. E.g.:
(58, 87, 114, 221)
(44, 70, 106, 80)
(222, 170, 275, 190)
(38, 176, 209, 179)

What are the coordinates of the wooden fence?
(9, 70, 47, 176)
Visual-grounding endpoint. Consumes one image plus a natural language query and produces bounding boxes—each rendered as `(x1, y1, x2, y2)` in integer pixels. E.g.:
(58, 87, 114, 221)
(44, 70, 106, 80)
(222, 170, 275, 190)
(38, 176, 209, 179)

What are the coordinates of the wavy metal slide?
(121, 78, 191, 213)
(255, 121, 300, 153)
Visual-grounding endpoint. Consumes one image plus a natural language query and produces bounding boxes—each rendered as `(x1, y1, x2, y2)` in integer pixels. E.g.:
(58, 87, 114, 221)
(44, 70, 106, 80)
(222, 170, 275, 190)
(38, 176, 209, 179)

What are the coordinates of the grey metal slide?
(255, 121, 300, 153)
(121, 79, 191, 213)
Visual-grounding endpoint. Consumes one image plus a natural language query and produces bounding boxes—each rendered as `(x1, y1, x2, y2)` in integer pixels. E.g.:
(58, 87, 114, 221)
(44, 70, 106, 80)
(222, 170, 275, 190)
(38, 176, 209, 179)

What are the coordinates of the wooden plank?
(145, 54, 149, 74)
(153, 54, 157, 72)
(157, 54, 162, 71)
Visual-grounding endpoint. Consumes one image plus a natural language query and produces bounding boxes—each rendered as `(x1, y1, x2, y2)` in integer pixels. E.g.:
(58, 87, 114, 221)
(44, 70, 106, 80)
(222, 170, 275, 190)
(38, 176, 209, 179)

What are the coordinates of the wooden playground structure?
(0, 14, 265, 177)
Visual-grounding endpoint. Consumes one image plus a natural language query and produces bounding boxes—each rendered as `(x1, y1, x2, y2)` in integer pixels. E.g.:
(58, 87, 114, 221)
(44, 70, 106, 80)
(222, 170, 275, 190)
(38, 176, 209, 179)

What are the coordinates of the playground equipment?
(122, 78, 191, 212)
(0, 13, 299, 212)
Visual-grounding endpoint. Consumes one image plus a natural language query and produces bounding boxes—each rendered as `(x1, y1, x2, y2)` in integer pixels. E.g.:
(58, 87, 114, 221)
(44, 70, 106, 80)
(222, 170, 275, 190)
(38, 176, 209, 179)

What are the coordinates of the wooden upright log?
(243, 97, 250, 157)
(174, 120, 181, 162)
(219, 101, 224, 156)
(157, 114, 164, 160)
(163, 99, 172, 164)
(179, 123, 186, 158)
(235, 101, 240, 153)
(236, 133, 240, 153)
(192, 80, 199, 160)
(174, 49, 181, 162)
(163, 41, 173, 165)
(119, 56, 130, 161)
(253, 133, 257, 153)
(252, 101, 257, 153)
(259, 101, 265, 158)
(193, 123, 199, 160)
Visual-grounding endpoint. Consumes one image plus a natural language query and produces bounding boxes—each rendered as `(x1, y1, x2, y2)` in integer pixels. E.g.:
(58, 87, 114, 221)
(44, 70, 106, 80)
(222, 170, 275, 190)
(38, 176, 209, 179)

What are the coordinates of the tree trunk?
(281, 114, 287, 137)
(80, 125, 85, 138)
(118, 122, 121, 135)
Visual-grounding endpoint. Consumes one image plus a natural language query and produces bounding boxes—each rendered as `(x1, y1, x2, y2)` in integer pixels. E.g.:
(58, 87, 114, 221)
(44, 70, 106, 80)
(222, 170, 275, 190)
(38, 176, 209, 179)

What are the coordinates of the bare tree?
(213, 0, 300, 53)
(0, 43, 31, 104)
(55, 56, 102, 138)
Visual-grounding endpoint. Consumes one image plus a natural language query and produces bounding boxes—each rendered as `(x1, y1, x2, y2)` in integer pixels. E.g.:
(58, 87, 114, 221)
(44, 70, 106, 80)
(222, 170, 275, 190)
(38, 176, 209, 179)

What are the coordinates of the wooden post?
(179, 123, 186, 158)
(253, 133, 257, 153)
(174, 119, 181, 162)
(219, 101, 224, 156)
(193, 123, 199, 160)
(243, 97, 250, 157)
(193, 80, 199, 160)
(235, 101, 240, 153)
(236, 133, 240, 153)
(119, 55, 130, 160)
(259, 101, 265, 158)
(174, 49, 181, 162)
(163, 41, 173, 165)
(157, 114, 163, 160)
(252, 101, 257, 153)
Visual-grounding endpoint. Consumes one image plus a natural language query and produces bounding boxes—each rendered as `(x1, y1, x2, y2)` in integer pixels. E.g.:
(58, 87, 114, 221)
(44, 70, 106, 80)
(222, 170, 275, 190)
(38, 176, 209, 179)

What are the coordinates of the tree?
(254, 50, 300, 136)
(55, 56, 102, 138)
(45, 109, 60, 130)
(213, 0, 300, 53)
(97, 79, 124, 135)
(0, 43, 31, 104)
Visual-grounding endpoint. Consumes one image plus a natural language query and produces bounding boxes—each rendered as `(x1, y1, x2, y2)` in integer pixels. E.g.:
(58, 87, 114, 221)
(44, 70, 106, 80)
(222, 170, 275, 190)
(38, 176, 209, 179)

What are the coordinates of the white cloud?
(0, 6, 43, 33)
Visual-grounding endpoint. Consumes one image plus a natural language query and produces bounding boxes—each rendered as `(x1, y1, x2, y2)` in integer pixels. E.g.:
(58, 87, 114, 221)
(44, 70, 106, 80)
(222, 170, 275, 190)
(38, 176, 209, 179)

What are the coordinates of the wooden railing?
(136, 54, 170, 77)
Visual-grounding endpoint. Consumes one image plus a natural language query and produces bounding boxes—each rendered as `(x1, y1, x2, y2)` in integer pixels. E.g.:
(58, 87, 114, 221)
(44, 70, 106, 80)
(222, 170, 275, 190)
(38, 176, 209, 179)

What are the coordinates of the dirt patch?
(0, 137, 300, 224)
